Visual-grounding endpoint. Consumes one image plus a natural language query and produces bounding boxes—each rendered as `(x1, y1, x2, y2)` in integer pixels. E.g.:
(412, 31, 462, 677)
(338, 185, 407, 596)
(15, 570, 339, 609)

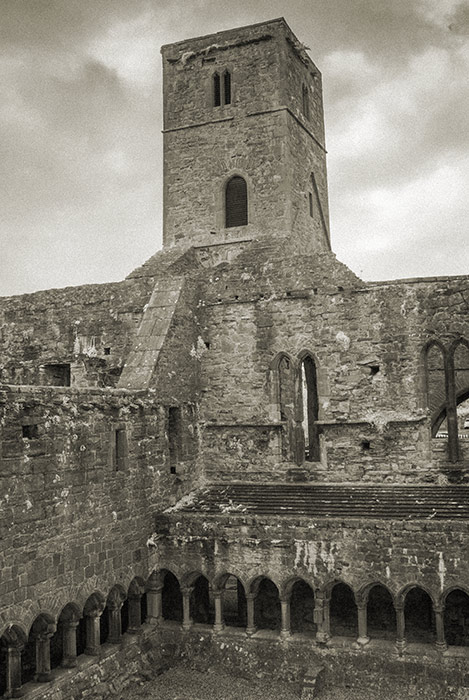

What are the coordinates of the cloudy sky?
(1, 0, 468, 297)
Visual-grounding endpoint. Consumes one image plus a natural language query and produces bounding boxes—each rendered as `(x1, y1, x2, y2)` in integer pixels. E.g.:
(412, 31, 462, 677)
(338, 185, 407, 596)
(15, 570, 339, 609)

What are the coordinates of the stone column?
(84, 611, 101, 655)
(146, 584, 163, 626)
(107, 604, 123, 644)
(246, 594, 257, 636)
(434, 604, 447, 652)
(213, 592, 224, 634)
(35, 631, 54, 683)
(181, 587, 193, 631)
(395, 604, 406, 655)
(280, 596, 291, 639)
(127, 594, 142, 634)
(357, 601, 370, 646)
(62, 620, 79, 668)
(6, 644, 23, 698)
(314, 591, 330, 644)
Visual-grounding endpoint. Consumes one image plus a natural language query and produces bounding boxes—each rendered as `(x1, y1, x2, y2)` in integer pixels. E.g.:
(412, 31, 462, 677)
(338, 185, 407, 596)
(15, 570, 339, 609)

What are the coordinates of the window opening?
(43, 363, 71, 386)
(301, 355, 320, 462)
(223, 70, 231, 105)
(114, 428, 126, 471)
(104, 347, 111, 356)
(168, 406, 182, 473)
(225, 176, 248, 228)
(254, 579, 281, 631)
(213, 73, 221, 106)
(22, 424, 39, 440)
(309, 192, 313, 217)
(302, 84, 310, 119)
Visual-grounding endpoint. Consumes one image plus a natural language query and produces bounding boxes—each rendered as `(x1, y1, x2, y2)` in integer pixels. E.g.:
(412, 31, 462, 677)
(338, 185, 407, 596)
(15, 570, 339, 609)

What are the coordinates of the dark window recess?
(104, 347, 111, 356)
(301, 356, 320, 462)
(168, 407, 182, 473)
(225, 176, 248, 228)
(223, 70, 231, 105)
(213, 73, 221, 106)
(114, 429, 126, 471)
(369, 365, 380, 376)
(309, 192, 314, 217)
(361, 440, 371, 451)
(43, 363, 71, 386)
(22, 424, 39, 440)
(302, 84, 310, 119)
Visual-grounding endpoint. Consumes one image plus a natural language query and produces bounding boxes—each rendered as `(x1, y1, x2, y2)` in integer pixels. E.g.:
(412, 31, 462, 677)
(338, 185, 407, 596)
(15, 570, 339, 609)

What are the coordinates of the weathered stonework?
(0, 16, 468, 699)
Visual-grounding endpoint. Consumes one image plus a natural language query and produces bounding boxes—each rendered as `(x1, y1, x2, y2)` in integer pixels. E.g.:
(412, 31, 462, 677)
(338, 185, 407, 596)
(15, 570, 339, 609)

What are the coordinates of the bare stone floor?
(112, 666, 443, 700)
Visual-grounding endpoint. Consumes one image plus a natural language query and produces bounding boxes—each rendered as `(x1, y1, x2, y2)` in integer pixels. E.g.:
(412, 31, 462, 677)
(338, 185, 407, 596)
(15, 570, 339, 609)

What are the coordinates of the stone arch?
(22, 613, 56, 684)
(365, 583, 396, 640)
(160, 569, 183, 622)
(0, 625, 27, 697)
(328, 581, 357, 638)
(101, 585, 126, 644)
(213, 572, 247, 629)
(127, 576, 147, 630)
(189, 574, 214, 625)
(284, 577, 316, 635)
(423, 340, 447, 435)
(250, 576, 281, 631)
(442, 586, 469, 647)
(399, 584, 436, 644)
(50, 602, 81, 670)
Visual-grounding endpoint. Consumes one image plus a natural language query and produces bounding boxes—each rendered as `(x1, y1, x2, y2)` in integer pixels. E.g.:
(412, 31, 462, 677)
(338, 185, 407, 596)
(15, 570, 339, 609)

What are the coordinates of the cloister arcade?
(1, 569, 469, 697)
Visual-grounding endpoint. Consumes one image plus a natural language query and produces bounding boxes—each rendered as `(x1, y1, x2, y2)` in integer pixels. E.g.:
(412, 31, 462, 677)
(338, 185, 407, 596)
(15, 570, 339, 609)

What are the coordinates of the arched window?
(213, 73, 221, 107)
(302, 84, 310, 119)
(300, 354, 320, 462)
(223, 70, 231, 105)
(225, 176, 248, 228)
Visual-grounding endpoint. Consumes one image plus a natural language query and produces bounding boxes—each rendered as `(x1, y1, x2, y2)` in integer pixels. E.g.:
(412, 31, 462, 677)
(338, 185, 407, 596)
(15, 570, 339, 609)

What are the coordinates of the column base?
(36, 672, 52, 683)
(435, 641, 448, 653)
(84, 647, 99, 656)
(280, 630, 292, 640)
(395, 639, 406, 656)
(146, 615, 161, 626)
(315, 631, 330, 646)
(12, 689, 24, 698)
(62, 656, 77, 668)
(246, 626, 257, 636)
(356, 636, 370, 647)
(107, 636, 122, 645)
(213, 623, 225, 634)
(182, 622, 193, 632)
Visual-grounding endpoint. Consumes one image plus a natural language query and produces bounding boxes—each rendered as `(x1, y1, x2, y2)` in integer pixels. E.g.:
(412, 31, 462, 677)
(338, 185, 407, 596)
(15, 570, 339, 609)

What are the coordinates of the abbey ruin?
(0, 17, 468, 699)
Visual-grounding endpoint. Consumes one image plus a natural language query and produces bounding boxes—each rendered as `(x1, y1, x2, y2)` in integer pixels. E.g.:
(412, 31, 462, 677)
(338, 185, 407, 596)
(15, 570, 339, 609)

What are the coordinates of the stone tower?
(161, 18, 331, 253)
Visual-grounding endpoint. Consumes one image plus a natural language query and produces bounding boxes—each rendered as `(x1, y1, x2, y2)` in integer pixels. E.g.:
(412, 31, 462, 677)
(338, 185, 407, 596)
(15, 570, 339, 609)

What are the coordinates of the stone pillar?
(357, 601, 370, 646)
(213, 592, 224, 634)
(84, 611, 101, 655)
(6, 644, 23, 698)
(146, 584, 163, 626)
(35, 631, 54, 683)
(107, 604, 123, 644)
(127, 595, 142, 634)
(62, 620, 78, 668)
(434, 605, 447, 652)
(395, 604, 406, 656)
(314, 591, 330, 644)
(181, 587, 193, 631)
(280, 596, 291, 639)
(246, 594, 256, 636)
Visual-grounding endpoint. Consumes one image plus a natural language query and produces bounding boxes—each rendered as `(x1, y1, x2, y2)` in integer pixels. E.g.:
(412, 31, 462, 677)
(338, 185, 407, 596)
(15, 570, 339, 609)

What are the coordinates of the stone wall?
(0, 278, 155, 388)
(0, 385, 198, 636)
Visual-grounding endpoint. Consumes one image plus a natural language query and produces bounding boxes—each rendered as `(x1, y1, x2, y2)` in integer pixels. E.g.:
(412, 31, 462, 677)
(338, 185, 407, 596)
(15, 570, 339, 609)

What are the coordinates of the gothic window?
(114, 427, 127, 471)
(225, 176, 248, 228)
(168, 406, 182, 473)
(223, 70, 231, 105)
(302, 83, 310, 119)
(300, 354, 320, 462)
(213, 72, 221, 106)
(309, 192, 314, 217)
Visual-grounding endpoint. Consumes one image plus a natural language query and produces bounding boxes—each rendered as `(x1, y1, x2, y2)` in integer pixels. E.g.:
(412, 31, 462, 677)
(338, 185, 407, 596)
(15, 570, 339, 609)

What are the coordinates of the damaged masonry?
(1, 16, 469, 700)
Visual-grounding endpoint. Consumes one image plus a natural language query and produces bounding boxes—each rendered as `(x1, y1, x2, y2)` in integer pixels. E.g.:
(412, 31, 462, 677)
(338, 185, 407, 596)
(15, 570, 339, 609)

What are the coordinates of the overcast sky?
(1, 0, 468, 297)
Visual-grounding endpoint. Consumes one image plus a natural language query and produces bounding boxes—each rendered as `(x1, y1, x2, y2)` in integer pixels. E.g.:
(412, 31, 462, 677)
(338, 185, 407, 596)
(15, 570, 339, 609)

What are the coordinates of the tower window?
(223, 70, 231, 105)
(225, 176, 248, 228)
(213, 73, 221, 107)
(168, 407, 182, 473)
(302, 84, 310, 119)
(114, 428, 127, 471)
(309, 192, 313, 217)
